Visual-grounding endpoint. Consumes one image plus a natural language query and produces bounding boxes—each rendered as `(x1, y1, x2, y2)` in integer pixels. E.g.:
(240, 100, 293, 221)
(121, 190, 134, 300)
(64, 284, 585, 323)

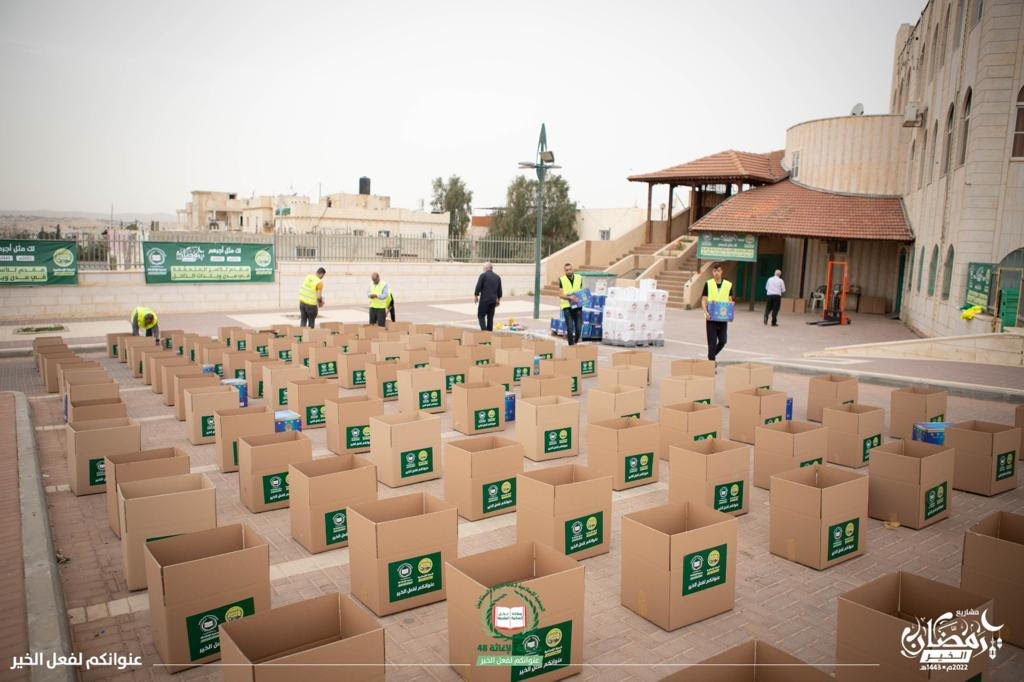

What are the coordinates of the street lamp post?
(519, 123, 561, 320)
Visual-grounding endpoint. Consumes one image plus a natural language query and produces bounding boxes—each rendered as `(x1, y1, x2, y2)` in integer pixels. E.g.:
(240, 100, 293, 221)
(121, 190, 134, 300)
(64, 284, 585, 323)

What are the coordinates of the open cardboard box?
(587, 417, 660, 490)
(289, 454, 377, 553)
(562, 344, 598, 379)
(868, 439, 954, 529)
(539, 358, 581, 395)
(184, 385, 238, 445)
(430, 355, 472, 393)
(823, 404, 885, 468)
(105, 448, 190, 537)
(961, 511, 1024, 647)
(723, 363, 772, 407)
(468, 363, 514, 392)
(658, 402, 723, 461)
(397, 367, 447, 414)
(495, 348, 535, 384)
(807, 374, 858, 422)
(326, 395, 384, 455)
(452, 381, 505, 436)
(516, 464, 612, 560)
(597, 365, 647, 390)
(66, 417, 141, 496)
(588, 385, 645, 424)
(223, 350, 260, 382)
(669, 358, 716, 378)
(308, 345, 341, 378)
(517, 395, 580, 462)
(65, 377, 117, 421)
(661, 374, 714, 406)
(286, 378, 338, 429)
(150, 357, 191, 395)
(669, 438, 750, 516)
(753, 420, 827, 489)
(162, 366, 204, 406)
(457, 344, 496, 367)
(214, 406, 275, 473)
(369, 412, 442, 487)
(58, 361, 102, 398)
(67, 397, 126, 424)
(461, 330, 494, 346)
(265, 365, 312, 411)
(612, 350, 653, 383)
(890, 386, 947, 440)
(173, 375, 221, 421)
(443, 435, 525, 521)
(729, 388, 787, 444)
(945, 420, 1019, 496)
(366, 359, 411, 402)
(659, 640, 831, 681)
(522, 338, 555, 360)
(520, 375, 573, 400)
(245, 359, 283, 399)
(238, 432, 313, 513)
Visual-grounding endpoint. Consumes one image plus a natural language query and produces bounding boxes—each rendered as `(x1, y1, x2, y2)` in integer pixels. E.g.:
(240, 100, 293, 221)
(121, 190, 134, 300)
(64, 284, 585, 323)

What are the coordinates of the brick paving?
(0, 393, 30, 681)
(6, 315, 1024, 680)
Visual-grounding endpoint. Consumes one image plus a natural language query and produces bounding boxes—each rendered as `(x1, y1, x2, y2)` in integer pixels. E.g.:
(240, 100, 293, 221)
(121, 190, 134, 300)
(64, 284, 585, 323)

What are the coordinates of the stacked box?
(868, 439, 955, 529)
(539, 358, 581, 396)
(444, 435, 525, 521)
(807, 374, 859, 422)
(517, 396, 580, 462)
(661, 374, 714, 405)
(105, 448, 190, 537)
(66, 417, 141, 496)
(289, 455, 377, 553)
(326, 395, 385, 455)
(214, 406, 275, 473)
(753, 420, 828, 489)
(658, 402, 724, 461)
(823, 403, 886, 468)
(890, 386, 947, 440)
(587, 417, 660, 490)
(601, 284, 667, 343)
(669, 438, 750, 516)
(729, 388, 786, 444)
(286, 378, 337, 429)
(516, 464, 613, 559)
(369, 412, 443, 487)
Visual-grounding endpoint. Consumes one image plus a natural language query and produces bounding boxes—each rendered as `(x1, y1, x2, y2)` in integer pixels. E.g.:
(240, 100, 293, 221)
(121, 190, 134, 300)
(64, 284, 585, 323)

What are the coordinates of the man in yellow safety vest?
(701, 262, 734, 361)
(558, 262, 584, 346)
(368, 272, 390, 327)
(298, 267, 326, 328)
(129, 306, 160, 344)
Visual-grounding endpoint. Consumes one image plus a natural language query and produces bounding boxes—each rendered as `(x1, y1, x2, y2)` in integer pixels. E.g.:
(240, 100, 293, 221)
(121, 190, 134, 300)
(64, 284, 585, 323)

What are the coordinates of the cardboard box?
(141, 350, 177, 385)
(669, 439, 750, 516)
(67, 397, 126, 424)
(430, 355, 472, 393)
(587, 417, 660, 490)
(286, 378, 338, 429)
(945, 420, 1020, 496)
(61, 368, 111, 403)
(398, 348, 430, 368)
(106, 332, 129, 358)
(409, 323, 436, 335)
(370, 412, 442, 487)
(522, 338, 556, 360)
(214, 406, 275, 473)
(660, 374, 714, 406)
(621, 501, 737, 631)
(183, 336, 213, 363)
(222, 350, 259, 381)
(723, 363, 773, 407)
(457, 344, 496, 367)
(468, 363, 515, 392)
(729, 388, 787, 444)
(462, 330, 494, 346)
(596, 365, 647, 390)
(491, 333, 522, 349)
(289, 454, 377, 553)
(562, 344, 598, 379)
(244, 358, 282, 399)
(44, 354, 84, 393)
(890, 386, 948, 440)
(446, 541, 584, 682)
(65, 378, 117, 421)
(868, 439, 955, 529)
(337, 352, 369, 389)
(611, 350, 652, 383)
(370, 340, 404, 363)
(185, 385, 238, 446)
(426, 339, 459, 357)
(769, 465, 868, 570)
(660, 640, 831, 681)
(807, 374, 859, 422)
(238, 432, 313, 513)
(588, 385, 645, 424)
(399, 333, 431, 351)
(219, 593, 385, 681)
(162, 366, 203, 406)
(348, 492, 458, 616)
(217, 326, 245, 348)
(539, 358, 581, 396)
(265, 365, 311, 411)
(397, 367, 447, 414)
(823, 403, 886, 468)
(58, 361, 102, 397)
(520, 375, 573, 400)
(34, 344, 70, 372)
(118, 473, 217, 590)
(200, 344, 228, 377)
(495, 348, 535, 384)
(105, 448, 190, 537)
(366, 359, 410, 402)
(836, 572, 991, 682)
(356, 324, 382, 341)
(961, 511, 1024, 647)
(66, 417, 141, 496)
(326, 396, 384, 455)
(669, 358, 716, 378)
(150, 356, 191, 394)
(453, 381, 506, 435)
(242, 331, 272, 359)
(174, 375, 222, 421)
(290, 340, 316, 369)
(444, 435, 525, 521)
(122, 335, 157, 363)
(658, 402, 724, 461)
(517, 396, 580, 463)
(516, 464, 613, 560)
(268, 336, 293, 363)
(1017, 404, 1024, 460)
(753, 420, 828, 489)
(144, 524, 271, 672)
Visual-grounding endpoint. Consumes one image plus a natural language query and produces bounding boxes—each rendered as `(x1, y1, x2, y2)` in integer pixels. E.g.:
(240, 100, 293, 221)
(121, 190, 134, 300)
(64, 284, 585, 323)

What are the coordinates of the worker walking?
(702, 262, 734, 361)
(298, 267, 326, 329)
(474, 262, 502, 331)
(129, 306, 160, 344)
(559, 262, 584, 346)
(368, 272, 390, 327)
(764, 269, 785, 327)
(387, 286, 396, 323)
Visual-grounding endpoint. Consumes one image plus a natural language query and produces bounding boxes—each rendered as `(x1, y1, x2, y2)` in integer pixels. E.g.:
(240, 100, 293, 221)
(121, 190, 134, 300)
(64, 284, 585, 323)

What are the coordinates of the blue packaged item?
(912, 421, 953, 445)
(707, 301, 735, 322)
(274, 409, 302, 432)
(504, 391, 516, 422)
(222, 378, 249, 407)
(575, 288, 593, 309)
(786, 397, 793, 421)
(202, 363, 217, 375)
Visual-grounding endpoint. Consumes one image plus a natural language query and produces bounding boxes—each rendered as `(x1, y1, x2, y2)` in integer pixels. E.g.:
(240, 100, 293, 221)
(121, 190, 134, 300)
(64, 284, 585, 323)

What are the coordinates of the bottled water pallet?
(601, 338, 665, 348)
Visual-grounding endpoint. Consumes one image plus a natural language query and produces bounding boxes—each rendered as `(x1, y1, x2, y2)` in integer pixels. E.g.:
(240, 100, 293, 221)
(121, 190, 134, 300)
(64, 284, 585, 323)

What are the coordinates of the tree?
(431, 175, 473, 239)
(490, 174, 578, 255)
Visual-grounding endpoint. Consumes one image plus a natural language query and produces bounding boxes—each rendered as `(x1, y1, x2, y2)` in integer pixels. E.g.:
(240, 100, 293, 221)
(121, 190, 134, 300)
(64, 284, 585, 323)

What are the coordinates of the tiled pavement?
(5, 332, 1024, 680)
(0, 393, 29, 682)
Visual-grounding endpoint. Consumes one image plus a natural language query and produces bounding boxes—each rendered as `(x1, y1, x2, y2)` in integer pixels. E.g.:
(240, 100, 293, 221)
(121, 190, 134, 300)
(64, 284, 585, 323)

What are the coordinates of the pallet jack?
(806, 261, 851, 326)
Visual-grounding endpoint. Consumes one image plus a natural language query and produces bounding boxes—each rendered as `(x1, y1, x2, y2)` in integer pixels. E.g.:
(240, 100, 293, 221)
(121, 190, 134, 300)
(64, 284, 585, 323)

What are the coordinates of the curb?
(14, 391, 75, 682)
(0, 343, 105, 358)
(717, 358, 1024, 403)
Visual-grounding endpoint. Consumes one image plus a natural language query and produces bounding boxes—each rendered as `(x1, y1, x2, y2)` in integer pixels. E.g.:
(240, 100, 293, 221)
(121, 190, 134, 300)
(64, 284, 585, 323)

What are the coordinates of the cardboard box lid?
(370, 412, 441, 444)
(869, 440, 954, 484)
(822, 403, 885, 434)
(348, 492, 457, 558)
(106, 447, 187, 468)
(591, 385, 644, 400)
(146, 524, 269, 606)
(770, 465, 867, 518)
(964, 511, 1024, 583)
(810, 373, 858, 387)
(120, 472, 214, 507)
(518, 464, 611, 515)
(669, 640, 831, 681)
(67, 416, 137, 434)
(670, 438, 748, 478)
(240, 430, 310, 449)
(445, 435, 524, 478)
(622, 501, 736, 571)
(290, 453, 375, 480)
(947, 420, 1020, 447)
(216, 405, 272, 420)
(587, 417, 659, 450)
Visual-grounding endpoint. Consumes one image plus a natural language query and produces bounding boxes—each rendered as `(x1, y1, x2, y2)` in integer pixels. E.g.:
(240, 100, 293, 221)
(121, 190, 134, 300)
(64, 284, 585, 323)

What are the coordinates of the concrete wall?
(782, 238, 903, 305)
(575, 208, 648, 241)
(0, 261, 533, 321)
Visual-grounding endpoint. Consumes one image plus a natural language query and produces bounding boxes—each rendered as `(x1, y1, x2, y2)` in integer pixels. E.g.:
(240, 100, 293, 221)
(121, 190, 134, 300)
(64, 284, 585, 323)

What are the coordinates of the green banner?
(965, 262, 993, 307)
(143, 241, 275, 283)
(697, 233, 758, 263)
(0, 239, 78, 285)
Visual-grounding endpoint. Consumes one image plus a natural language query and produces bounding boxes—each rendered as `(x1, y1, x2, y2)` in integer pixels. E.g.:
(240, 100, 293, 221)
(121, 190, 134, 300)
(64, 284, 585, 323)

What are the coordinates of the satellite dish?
(850, 103, 864, 116)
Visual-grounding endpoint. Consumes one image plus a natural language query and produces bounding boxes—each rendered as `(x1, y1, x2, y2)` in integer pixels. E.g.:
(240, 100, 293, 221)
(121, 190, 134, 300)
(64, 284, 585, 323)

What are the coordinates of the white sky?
(0, 0, 925, 215)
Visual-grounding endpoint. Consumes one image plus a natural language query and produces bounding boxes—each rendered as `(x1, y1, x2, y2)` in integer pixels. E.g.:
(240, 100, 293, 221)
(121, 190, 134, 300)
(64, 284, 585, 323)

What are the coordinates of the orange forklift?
(807, 261, 851, 326)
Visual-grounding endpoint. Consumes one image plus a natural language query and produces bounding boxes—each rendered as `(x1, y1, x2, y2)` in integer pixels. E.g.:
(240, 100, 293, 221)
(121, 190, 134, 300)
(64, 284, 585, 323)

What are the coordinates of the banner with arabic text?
(0, 239, 79, 285)
(143, 241, 275, 283)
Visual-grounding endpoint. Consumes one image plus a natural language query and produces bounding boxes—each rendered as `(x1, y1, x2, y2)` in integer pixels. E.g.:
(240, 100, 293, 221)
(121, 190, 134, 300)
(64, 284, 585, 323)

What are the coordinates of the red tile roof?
(628, 150, 788, 185)
(690, 180, 913, 241)
(471, 215, 493, 227)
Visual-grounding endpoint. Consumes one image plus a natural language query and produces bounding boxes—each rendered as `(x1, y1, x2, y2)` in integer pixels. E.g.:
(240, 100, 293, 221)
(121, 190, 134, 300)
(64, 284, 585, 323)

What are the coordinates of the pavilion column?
(666, 184, 674, 243)
(645, 183, 653, 244)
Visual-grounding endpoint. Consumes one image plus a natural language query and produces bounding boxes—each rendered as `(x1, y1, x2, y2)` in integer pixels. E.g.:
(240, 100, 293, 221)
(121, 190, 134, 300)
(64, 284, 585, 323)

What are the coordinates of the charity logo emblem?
(418, 557, 433, 574)
(146, 247, 166, 266)
(96, 461, 105, 472)
(406, 453, 415, 463)
(418, 450, 428, 462)
(730, 483, 739, 497)
(690, 555, 704, 572)
(493, 606, 526, 631)
(269, 476, 282, 488)
(500, 481, 512, 494)
(719, 487, 727, 498)
(571, 521, 583, 535)
(488, 485, 499, 497)
(397, 563, 413, 579)
(845, 522, 855, 538)
(331, 512, 345, 528)
(585, 516, 597, 531)
(199, 615, 218, 632)
(900, 609, 1003, 670)
(52, 247, 74, 267)
(545, 628, 563, 648)
(833, 526, 843, 541)
(350, 427, 360, 437)
(224, 606, 245, 621)
(707, 549, 721, 567)
(523, 635, 540, 652)
(253, 250, 272, 267)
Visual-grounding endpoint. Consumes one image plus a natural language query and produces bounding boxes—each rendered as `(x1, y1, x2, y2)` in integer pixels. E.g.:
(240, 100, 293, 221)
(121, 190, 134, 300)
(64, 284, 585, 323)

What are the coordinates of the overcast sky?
(0, 0, 925, 215)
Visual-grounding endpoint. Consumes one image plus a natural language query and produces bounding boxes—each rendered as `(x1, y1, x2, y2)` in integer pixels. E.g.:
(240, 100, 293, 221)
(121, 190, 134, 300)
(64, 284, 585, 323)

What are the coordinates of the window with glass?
(928, 245, 940, 296)
(917, 246, 926, 292)
(1013, 86, 1024, 158)
(942, 104, 955, 175)
(942, 245, 955, 300)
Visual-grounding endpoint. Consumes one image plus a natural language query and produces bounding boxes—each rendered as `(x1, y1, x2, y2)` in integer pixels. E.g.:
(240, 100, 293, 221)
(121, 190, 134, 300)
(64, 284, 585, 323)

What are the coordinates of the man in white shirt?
(764, 269, 785, 327)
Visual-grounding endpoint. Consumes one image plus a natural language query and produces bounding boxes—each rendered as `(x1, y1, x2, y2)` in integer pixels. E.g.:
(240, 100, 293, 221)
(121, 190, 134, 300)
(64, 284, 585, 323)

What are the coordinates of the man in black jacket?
(474, 262, 502, 331)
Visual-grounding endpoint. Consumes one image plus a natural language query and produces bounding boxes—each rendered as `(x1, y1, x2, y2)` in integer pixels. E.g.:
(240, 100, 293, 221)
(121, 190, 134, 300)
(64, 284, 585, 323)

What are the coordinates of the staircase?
(539, 242, 675, 298)
(658, 251, 699, 309)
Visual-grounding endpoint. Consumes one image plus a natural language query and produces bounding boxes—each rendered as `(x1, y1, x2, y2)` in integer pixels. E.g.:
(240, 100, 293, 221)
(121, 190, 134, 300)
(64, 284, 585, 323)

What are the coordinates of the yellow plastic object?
(960, 305, 984, 320)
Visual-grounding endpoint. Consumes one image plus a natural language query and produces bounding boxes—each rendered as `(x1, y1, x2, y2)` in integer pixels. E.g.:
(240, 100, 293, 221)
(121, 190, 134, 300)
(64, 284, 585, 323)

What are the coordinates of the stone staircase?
(539, 242, 675, 297)
(658, 252, 700, 309)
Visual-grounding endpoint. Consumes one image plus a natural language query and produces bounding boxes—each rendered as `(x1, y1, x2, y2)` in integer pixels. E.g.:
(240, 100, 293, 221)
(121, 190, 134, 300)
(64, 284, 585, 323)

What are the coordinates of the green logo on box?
(237, 340, 246, 351)
(303, 357, 310, 367)
(474, 408, 499, 430)
(387, 551, 442, 602)
(414, 362, 429, 368)
(580, 360, 595, 375)
(683, 544, 727, 595)
(800, 457, 823, 467)
(924, 481, 947, 519)
(346, 424, 370, 449)
(543, 428, 572, 454)
(385, 355, 400, 361)
(278, 349, 291, 361)
(622, 412, 641, 419)
(400, 447, 433, 478)
(482, 477, 516, 514)
(111, 344, 118, 356)
(317, 360, 337, 377)
(261, 471, 290, 504)
(383, 380, 398, 398)
(256, 345, 268, 357)
(862, 434, 881, 462)
(695, 398, 711, 405)
(564, 512, 602, 554)
(475, 359, 490, 366)
(827, 518, 860, 561)
(232, 441, 238, 466)
(214, 363, 223, 377)
(513, 366, 531, 381)
(325, 508, 348, 545)
(446, 373, 465, 391)
(713, 480, 743, 513)
(511, 620, 573, 682)
(306, 404, 325, 426)
(278, 387, 288, 405)
(571, 376, 578, 393)
(234, 368, 245, 379)
(88, 458, 106, 486)
(996, 451, 1015, 481)
(764, 415, 783, 424)
(352, 369, 366, 385)
(539, 353, 553, 360)
(931, 414, 945, 422)
(185, 597, 254, 661)
(624, 453, 654, 482)
(164, 338, 173, 349)
(419, 390, 441, 409)
(201, 415, 215, 437)
(138, 361, 143, 375)
(693, 431, 717, 441)
(256, 380, 263, 398)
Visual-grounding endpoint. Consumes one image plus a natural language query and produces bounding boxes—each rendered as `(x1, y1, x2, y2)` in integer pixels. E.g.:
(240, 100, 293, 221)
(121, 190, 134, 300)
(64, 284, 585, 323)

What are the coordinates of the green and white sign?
(694, 430, 717, 441)
(346, 424, 370, 449)
(764, 415, 783, 425)
(924, 481, 947, 520)
(446, 373, 465, 392)
(564, 512, 602, 554)
(418, 389, 441, 410)
(143, 241, 275, 283)
(185, 597, 254, 661)
(305, 404, 325, 426)
(544, 427, 572, 454)
(682, 544, 727, 595)
(278, 387, 288, 405)
(352, 369, 366, 385)
(580, 360, 595, 376)
(624, 453, 654, 483)
(0, 239, 78, 285)
(474, 408, 499, 430)
(965, 262, 993, 307)
(995, 451, 1015, 481)
(697, 233, 758, 262)
(827, 518, 860, 561)
(388, 551, 442, 602)
(862, 434, 881, 462)
(88, 458, 106, 486)
(800, 457, 823, 467)
(713, 480, 743, 513)
(482, 477, 516, 514)
(324, 508, 348, 546)
(201, 415, 216, 438)
(317, 360, 337, 377)
(475, 358, 491, 366)
(382, 380, 398, 398)
(400, 447, 434, 477)
(511, 621, 573, 682)
(261, 471, 290, 504)
(513, 366, 531, 381)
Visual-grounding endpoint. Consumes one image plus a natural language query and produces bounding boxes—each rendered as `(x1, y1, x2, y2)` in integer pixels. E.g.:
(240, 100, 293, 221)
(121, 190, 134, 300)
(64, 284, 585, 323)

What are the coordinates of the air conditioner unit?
(903, 101, 922, 127)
